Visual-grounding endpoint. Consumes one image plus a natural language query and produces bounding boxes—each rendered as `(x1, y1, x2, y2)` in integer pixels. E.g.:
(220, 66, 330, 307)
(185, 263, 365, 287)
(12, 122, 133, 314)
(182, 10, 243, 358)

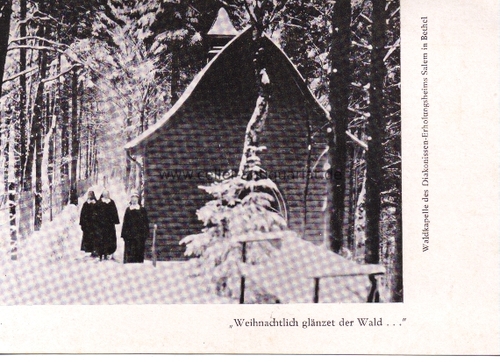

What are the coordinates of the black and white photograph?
(0, 0, 401, 305)
(0, 0, 498, 355)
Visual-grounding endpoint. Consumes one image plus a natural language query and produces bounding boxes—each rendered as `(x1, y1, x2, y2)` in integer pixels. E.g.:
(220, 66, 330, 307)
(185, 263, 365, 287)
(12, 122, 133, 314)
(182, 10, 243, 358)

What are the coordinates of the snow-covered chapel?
(125, 8, 330, 261)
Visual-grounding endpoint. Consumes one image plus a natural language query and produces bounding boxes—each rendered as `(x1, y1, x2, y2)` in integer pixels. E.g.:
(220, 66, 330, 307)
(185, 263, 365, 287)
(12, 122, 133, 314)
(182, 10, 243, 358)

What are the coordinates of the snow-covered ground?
(0, 177, 387, 305)
(0, 178, 234, 305)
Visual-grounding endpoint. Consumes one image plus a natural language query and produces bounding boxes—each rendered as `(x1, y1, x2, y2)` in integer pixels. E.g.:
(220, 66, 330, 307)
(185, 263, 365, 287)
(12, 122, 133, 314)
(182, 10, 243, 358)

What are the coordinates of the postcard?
(0, 0, 497, 354)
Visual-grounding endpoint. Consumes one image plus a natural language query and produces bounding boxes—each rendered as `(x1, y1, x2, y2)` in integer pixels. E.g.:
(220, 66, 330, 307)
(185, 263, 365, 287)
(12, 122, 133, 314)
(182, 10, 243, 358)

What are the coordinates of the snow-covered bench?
(236, 231, 385, 303)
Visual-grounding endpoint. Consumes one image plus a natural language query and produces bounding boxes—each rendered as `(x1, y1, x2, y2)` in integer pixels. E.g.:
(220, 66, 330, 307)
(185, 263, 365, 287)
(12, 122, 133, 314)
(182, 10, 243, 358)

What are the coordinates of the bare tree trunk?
(8, 0, 27, 256)
(375, 0, 403, 303)
(24, 2, 49, 230)
(34, 113, 43, 230)
(69, 68, 79, 205)
(365, 0, 386, 265)
(42, 114, 56, 223)
(32, 26, 49, 230)
(238, 27, 270, 178)
(92, 130, 98, 181)
(85, 121, 90, 179)
(0, 0, 12, 96)
(60, 71, 70, 205)
(4, 103, 18, 259)
(19, 0, 27, 189)
(124, 109, 132, 190)
(354, 169, 367, 263)
(78, 79, 84, 182)
(327, 0, 351, 253)
(139, 106, 145, 133)
(1, 108, 6, 191)
(343, 148, 354, 254)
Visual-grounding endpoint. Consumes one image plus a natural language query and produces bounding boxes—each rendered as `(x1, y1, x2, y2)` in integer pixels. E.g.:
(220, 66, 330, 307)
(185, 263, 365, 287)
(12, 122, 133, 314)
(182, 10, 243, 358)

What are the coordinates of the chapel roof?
(125, 27, 330, 151)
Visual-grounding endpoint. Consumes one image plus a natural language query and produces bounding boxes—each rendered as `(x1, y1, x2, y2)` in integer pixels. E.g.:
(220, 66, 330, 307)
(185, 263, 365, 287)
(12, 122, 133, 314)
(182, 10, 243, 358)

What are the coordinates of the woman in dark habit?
(121, 189, 149, 263)
(96, 189, 120, 261)
(79, 189, 100, 257)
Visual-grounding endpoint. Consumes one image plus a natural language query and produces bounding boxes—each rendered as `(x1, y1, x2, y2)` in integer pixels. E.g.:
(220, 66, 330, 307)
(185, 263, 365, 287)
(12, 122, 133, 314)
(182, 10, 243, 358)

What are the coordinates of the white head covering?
(129, 189, 140, 209)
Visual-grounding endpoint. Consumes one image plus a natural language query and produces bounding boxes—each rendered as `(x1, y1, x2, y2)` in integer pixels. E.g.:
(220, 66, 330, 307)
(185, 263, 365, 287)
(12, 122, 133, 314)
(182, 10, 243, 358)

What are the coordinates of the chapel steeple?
(206, 8, 239, 61)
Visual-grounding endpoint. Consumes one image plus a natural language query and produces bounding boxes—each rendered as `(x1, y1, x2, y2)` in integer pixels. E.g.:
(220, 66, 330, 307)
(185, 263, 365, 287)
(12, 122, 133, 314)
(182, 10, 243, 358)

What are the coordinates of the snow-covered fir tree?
(181, 146, 287, 302)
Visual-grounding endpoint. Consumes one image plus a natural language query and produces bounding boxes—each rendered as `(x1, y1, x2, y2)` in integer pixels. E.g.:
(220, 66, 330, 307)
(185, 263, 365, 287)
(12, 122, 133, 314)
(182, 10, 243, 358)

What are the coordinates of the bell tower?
(206, 8, 239, 62)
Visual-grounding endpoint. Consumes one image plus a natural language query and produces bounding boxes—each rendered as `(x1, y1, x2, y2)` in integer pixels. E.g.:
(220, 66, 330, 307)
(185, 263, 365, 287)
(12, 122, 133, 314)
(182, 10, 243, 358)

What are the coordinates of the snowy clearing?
(0, 178, 386, 305)
(0, 179, 233, 305)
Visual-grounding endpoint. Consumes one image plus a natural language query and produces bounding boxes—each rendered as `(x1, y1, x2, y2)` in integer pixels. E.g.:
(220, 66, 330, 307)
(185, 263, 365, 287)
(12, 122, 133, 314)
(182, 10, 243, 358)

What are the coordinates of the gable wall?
(141, 35, 329, 260)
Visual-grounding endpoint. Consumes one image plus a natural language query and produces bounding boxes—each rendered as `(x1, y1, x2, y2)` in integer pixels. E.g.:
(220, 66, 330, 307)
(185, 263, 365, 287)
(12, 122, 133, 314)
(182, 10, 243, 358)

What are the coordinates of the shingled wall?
(140, 31, 329, 260)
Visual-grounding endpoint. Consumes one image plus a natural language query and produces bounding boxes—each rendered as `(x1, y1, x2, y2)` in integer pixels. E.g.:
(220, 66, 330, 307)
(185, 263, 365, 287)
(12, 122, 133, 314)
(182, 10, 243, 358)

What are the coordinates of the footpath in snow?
(0, 178, 233, 305)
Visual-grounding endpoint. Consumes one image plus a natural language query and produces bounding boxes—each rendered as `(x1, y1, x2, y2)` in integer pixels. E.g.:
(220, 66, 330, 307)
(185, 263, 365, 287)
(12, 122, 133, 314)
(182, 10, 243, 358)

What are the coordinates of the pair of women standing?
(80, 189, 119, 261)
(79, 189, 149, 263)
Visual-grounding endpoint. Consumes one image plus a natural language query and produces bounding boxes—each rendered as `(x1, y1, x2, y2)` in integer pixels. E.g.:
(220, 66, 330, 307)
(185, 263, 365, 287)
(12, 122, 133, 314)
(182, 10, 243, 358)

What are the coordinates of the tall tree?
(365, 0, 386, 265)
(235, 0, 287, 175)
(69, 67, 79, 205)
(327, 0, 351, 254)
(24, 0, 50, 229)
(0, 0, 12, 96)
(5, 101, 18, 259)
(19, 0, 27, 189)
(0, 0, 19, 258)
(60, 62, 70, 203)
(381, 0, 402, 301)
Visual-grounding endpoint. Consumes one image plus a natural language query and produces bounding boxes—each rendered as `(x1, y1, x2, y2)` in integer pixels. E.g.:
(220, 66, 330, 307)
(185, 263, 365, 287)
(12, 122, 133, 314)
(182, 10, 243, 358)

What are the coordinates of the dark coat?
(96, 198, 120, 256)
(79, 200, 100, 253)
(121, 206, 149, 263)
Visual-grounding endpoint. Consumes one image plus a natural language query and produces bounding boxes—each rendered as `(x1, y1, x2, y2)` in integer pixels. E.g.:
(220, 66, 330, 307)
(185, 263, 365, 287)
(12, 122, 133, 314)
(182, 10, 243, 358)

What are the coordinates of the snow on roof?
(273, 38, 331, 121)
(124, 27, 248, 151)
(125, 27, 330, 151)
(207, 8, 239, 36)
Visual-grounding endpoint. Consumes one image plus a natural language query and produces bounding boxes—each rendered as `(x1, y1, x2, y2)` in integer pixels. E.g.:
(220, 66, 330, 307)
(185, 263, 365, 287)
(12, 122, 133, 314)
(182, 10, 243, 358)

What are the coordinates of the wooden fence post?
(152, 224, 157, 267)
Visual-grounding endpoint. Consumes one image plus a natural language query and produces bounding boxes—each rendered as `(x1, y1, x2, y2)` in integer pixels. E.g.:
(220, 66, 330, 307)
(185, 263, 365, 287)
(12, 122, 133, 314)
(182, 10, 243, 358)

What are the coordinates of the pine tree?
(327, 0, 351, 254)
(180, 150, 287, 302)
(365, 0, 386, 266)
(380, 0, 402, 302)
